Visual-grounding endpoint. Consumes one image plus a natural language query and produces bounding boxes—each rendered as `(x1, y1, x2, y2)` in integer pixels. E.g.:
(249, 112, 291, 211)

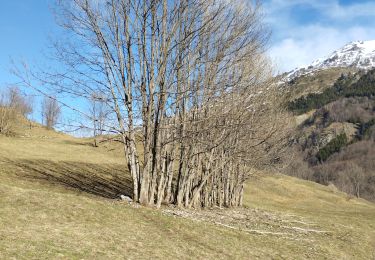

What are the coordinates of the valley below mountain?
(282, 41, 375, 203)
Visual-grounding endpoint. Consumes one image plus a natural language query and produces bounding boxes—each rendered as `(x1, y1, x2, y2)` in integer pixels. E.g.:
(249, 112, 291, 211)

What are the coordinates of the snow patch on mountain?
(282, 40, 375, 83)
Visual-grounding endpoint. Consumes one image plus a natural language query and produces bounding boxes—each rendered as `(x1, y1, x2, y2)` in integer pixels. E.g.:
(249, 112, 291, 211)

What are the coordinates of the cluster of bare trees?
(0, 86, 61, 133)
(312, 141, 375, 201)
(0, 86, 33, 134)
(18, 0, 288, 208)
(5, 86, 33, 117)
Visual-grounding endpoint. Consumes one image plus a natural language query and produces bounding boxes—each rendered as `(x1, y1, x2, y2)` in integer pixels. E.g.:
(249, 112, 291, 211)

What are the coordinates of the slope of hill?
(0, 120, 374, 259)
(284, 65, 375, 203)
(284, 67, 359, 100)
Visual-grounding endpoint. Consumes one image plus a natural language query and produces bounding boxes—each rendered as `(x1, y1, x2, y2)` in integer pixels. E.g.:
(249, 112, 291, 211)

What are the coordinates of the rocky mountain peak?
(283, 40, 375, 82)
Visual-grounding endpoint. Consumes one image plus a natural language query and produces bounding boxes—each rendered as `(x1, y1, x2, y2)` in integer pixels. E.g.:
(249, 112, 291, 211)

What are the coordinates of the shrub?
(0, 106, 16, 135)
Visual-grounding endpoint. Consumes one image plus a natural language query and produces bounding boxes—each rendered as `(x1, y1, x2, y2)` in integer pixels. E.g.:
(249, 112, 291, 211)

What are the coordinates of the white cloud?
(264, 0, 375, 72)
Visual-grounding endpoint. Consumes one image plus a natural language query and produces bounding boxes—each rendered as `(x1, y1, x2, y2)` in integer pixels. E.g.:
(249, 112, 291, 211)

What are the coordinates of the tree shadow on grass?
(11, 159, 133, 199)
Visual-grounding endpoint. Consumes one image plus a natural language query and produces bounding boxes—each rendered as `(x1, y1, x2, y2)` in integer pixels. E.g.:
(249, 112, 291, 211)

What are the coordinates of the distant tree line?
(0, 86, 61, 135)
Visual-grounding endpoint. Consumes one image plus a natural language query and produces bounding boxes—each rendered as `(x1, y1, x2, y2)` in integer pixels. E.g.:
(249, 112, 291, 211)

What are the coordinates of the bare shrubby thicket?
(287, 128, 375, 200)
(286, 140, 375, 201)
(283, 148, 314, 180)
(325, 97, 375, 123)
(16, 0, 289, 208)
(6, 86, 33, 117)
(0, 86, 33, 135)
(0, 95, 16, 135)
(41, 97, 61, 129)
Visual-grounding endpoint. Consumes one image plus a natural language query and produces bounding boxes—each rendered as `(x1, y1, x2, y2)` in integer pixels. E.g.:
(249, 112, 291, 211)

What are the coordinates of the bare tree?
(41, 97, 61, 129)
(89, 93, 109, 146)
(6, 86, 33, 117)
(16, 0, 289, 208)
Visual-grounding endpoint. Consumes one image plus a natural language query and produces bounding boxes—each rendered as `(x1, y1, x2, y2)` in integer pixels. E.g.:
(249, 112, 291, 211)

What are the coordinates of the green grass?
(0, 121, 374, 259)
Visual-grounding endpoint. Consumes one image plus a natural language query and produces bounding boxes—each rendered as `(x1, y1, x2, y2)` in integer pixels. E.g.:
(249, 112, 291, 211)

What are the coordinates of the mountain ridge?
(283, 40, 375, 82)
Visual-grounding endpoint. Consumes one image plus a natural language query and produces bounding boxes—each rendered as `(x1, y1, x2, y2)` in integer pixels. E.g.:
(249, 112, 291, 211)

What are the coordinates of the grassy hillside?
(285, 67, 359, 100)
(0, 122, 375, 259)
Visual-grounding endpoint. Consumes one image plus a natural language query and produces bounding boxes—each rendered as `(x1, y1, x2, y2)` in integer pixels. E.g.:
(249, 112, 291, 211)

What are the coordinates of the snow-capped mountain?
(283, 40, 375, 82)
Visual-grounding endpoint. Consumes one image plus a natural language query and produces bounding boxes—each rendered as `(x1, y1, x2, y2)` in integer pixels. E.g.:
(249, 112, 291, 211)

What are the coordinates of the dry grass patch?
(0, 125, 374, 259)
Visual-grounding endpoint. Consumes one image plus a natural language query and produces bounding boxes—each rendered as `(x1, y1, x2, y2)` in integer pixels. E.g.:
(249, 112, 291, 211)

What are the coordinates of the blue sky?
(1, 0, 375, 125)
(1, 0, 375, 83)
(0, 1, 56, 122)
(0, 1, 56, 85)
